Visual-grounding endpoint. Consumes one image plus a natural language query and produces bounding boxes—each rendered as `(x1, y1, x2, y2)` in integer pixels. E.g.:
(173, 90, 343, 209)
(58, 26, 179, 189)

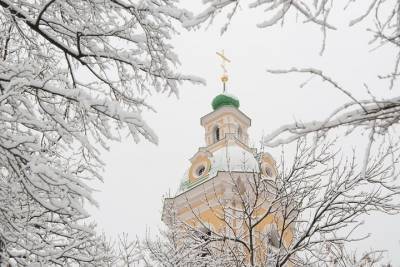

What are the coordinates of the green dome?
(211, 93, 240, 110)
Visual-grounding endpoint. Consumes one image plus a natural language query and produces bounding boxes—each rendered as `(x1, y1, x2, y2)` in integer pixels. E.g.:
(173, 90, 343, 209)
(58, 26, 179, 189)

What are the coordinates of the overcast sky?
(88, 2, 400, 265)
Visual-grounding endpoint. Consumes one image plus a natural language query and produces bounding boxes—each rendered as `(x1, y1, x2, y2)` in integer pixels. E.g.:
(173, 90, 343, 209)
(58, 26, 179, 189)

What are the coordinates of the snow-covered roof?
(178, 144, 259, 193)
(209, 145, 259, 174)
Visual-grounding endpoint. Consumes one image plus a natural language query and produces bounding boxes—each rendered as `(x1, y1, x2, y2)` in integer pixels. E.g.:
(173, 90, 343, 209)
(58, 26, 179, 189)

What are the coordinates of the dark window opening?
(214, 126, 220, 142)
(268, 230, 280, 248)
(237, 126, 242, 138)
(196, 166, 206, 176)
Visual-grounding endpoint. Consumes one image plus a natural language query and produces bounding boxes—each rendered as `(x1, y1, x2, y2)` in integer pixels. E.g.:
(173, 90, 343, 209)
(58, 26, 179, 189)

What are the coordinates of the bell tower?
(201, 93, 251, 146)
(161, 51, 294, 265)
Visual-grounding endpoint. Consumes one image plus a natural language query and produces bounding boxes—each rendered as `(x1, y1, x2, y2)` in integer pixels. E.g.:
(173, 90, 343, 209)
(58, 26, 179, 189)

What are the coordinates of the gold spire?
(216, 50, 231, 92)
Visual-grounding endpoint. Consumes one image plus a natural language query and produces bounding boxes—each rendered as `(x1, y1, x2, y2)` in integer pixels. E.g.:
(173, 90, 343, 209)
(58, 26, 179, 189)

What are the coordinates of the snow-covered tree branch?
(184, 0, 336, 41)
(263, 68, 400, 148)
(0, 0, 202, 265)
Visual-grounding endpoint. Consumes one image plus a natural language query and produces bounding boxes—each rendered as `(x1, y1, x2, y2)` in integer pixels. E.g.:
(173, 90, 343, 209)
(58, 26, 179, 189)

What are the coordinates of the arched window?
(237, 126, 242, 139)
(213, 126, 220, 142)
(266, 224, 280, 249)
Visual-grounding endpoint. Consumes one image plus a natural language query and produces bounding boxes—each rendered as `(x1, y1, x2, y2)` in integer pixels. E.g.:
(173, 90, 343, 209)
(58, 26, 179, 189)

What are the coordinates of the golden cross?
(216, 50, 231, 92)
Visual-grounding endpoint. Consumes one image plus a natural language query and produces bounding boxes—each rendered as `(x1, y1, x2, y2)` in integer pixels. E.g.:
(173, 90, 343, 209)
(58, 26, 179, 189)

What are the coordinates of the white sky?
(89, 2, 400, 265)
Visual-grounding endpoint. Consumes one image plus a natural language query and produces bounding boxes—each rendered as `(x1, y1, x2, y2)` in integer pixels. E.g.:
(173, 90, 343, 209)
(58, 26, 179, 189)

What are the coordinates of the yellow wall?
(178, 200, 294, 265)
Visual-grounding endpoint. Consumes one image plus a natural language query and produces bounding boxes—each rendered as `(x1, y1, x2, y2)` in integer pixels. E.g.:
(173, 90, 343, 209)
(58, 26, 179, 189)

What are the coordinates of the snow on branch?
(0, 0, 203, 265)
(263, 67, 400, 148)
(184, 0, 335, 52)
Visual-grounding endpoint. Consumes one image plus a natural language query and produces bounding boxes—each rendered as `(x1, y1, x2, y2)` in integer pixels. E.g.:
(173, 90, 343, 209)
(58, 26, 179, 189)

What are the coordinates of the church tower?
(162, 91, 294, 265)
(162, 52, 294, 265)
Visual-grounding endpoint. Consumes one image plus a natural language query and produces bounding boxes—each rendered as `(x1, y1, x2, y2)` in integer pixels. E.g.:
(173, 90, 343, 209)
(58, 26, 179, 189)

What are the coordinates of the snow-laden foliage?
(185, 0, 399, 58)
(184, 0, 336, 52)
(141, 218, 223, 267)
(110, 216, 225, 267)
(0, 0, 202, 265)
(262, 68, 400, 151)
